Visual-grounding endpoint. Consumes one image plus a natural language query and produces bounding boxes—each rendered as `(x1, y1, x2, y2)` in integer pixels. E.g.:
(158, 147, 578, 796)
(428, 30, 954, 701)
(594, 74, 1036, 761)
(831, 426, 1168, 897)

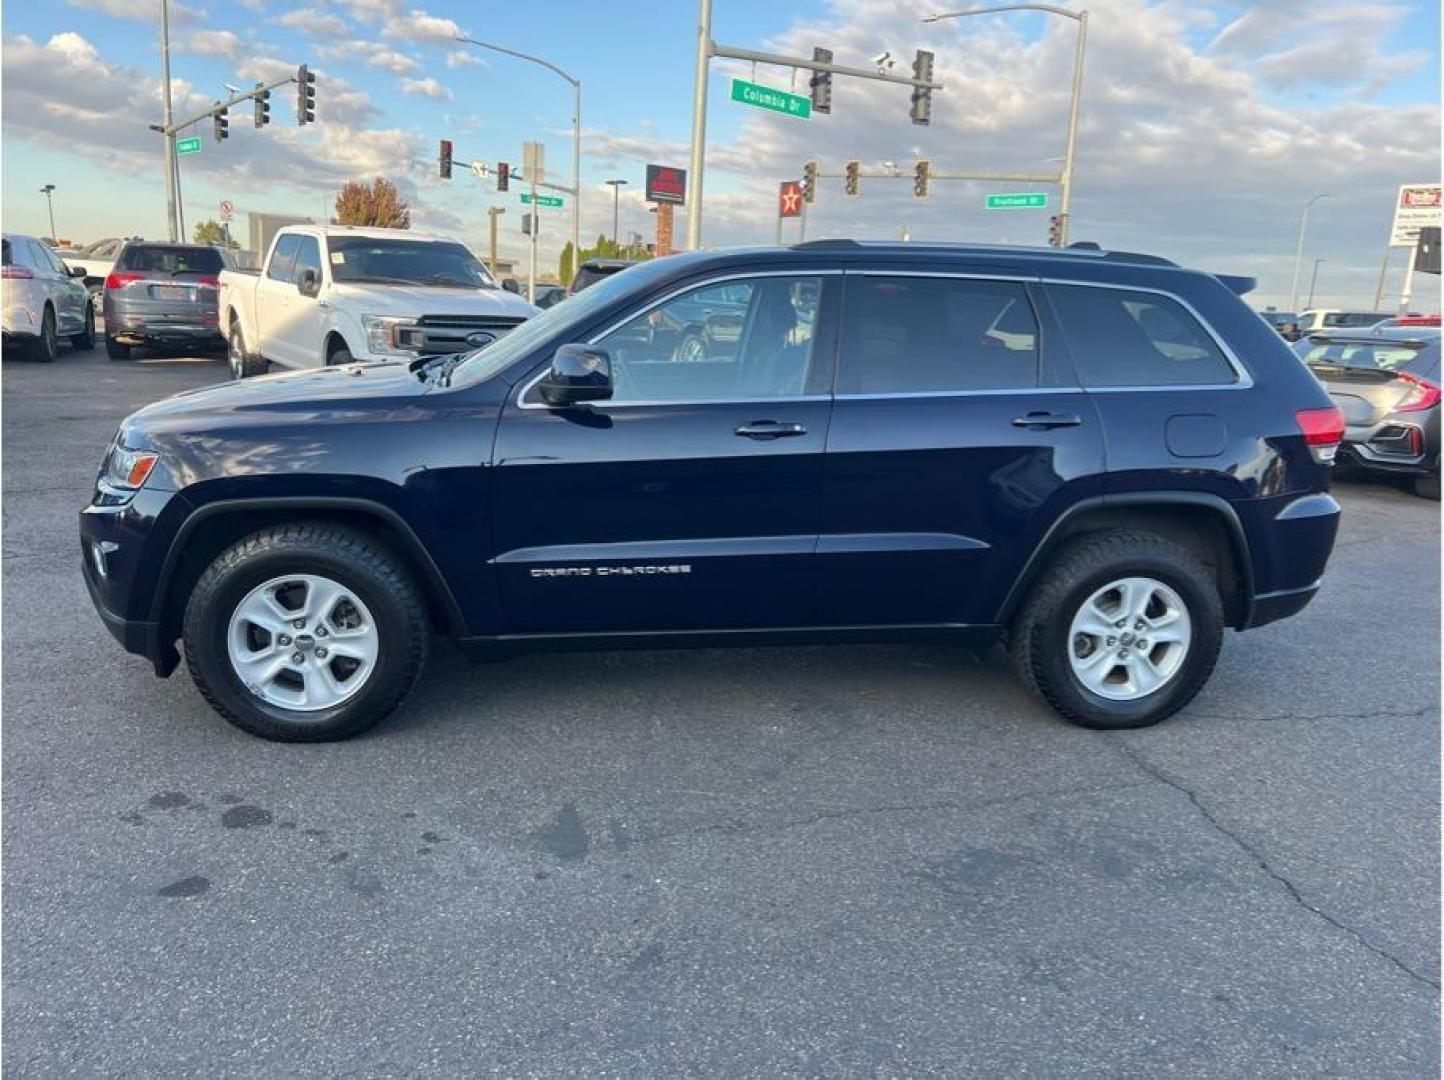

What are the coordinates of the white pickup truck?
(218, 224, 537, 378)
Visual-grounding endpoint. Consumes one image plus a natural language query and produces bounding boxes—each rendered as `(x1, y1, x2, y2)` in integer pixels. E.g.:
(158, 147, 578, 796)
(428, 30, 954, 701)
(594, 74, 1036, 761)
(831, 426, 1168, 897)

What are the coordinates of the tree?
(334, 177, 411, 229)
(193, 218, 239, 249)
(558, 241, 575, 286)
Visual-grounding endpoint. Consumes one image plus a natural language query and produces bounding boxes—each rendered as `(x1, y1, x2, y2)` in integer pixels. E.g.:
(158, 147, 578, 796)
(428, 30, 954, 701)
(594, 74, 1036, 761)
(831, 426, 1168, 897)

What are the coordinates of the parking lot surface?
(3, 341, 1439, 1076)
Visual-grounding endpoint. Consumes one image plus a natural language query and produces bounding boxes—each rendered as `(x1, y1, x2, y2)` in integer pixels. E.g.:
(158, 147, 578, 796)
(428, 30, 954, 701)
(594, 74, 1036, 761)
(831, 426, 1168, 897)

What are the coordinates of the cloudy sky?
(2, 0, 1438, 309)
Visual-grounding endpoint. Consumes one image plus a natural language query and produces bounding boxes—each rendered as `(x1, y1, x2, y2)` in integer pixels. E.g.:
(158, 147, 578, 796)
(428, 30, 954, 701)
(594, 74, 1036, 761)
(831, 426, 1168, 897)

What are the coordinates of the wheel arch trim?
(996, 492, 1255, 628)
(148, 496, 468, 636)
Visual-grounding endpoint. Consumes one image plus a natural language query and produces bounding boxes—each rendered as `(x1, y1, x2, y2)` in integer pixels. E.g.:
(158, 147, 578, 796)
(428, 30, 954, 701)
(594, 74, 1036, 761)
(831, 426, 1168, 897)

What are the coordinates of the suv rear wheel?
(71, 302, 95, 350)
(182, 524, 429, 741)
(1010, 530, 1224, 729)
(29, 307, 58, 362)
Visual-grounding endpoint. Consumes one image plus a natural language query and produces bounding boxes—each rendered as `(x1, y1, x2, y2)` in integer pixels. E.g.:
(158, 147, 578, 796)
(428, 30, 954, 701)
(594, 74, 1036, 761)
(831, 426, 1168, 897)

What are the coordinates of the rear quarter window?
(1047, 284, 1237, 388)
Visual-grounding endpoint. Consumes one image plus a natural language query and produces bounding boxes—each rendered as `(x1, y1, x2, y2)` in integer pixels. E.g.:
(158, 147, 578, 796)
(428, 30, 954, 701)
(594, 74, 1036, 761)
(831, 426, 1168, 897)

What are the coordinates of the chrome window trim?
(516, 269, 841, 410)
(1039, 276, 1254, 390)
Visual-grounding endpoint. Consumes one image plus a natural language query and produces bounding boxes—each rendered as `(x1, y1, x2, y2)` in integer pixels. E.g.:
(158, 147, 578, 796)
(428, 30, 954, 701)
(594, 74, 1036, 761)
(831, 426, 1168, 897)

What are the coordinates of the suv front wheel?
(1010, 530, 1224, 729)
(182, 524, 429, 741)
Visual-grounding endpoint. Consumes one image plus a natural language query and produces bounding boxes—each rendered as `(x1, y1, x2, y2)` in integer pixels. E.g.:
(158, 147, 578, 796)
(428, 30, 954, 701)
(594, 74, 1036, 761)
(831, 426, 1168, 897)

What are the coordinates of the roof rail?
(789, 237, 1178, 267)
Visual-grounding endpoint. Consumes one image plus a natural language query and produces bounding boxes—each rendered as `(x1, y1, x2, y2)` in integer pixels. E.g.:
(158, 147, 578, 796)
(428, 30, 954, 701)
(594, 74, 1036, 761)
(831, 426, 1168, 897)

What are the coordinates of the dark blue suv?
(81, 241, 1345, 741)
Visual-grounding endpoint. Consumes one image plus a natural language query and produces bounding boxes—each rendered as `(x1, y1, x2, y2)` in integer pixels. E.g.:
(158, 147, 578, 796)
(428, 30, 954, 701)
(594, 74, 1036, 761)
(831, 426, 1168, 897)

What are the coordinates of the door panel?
(819, 273, 1105, 626)
(490, 272, 839, 634)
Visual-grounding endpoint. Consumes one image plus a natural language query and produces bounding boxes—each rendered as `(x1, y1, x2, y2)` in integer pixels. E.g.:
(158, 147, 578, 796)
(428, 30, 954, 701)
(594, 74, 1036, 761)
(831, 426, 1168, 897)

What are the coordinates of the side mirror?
(297, 268, 320, 297)
(68, 265, 87, 278)
(539, 344, 613, 407)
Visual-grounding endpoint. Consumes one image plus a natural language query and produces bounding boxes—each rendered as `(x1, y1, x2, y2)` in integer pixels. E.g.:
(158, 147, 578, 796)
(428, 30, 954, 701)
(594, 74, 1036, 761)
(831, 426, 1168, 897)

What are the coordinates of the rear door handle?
(1012, 411, 1082, 429)
(736, 420, 807, 439)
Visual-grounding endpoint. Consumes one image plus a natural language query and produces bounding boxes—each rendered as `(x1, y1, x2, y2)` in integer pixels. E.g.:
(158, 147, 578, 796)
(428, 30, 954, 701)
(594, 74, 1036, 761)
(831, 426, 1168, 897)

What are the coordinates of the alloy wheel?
(1067, 576, 1192, 701)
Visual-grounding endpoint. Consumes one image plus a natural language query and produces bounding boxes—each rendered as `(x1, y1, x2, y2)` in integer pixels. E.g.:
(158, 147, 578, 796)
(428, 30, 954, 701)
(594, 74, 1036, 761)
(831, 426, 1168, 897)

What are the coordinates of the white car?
(2, 233, 95, 361)
(1294, 309, 1390, 333)
(219, 224, 537, 377)
(55, 236, 127, 297)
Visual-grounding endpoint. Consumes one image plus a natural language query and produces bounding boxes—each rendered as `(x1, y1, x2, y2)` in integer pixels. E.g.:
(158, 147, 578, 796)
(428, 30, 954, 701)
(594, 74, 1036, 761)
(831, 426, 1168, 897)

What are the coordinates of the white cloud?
(178, 30, 242, 60)
(64, 0, 204, 21)
(275, 7, 349, 37)
(336, 0, 399, 20)
(318, 40, 420, 74)
(383, 8, 464, 43)
(445, 49, 483, 68)
(399, 76, 450, 100)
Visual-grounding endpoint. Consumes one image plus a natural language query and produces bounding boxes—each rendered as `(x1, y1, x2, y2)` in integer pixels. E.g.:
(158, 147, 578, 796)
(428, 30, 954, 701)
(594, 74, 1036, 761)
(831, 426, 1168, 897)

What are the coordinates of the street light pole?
(924, 4, 1088, 245)
(160, 0, 179, 242)
(1306, 258, 1326, 309)
(453, 37, 581, 273)
(39, 185, 57, 243)
(605, 179, 628, 246)
(1289, 193, 1329, 313)
(686, 0, 713, 251)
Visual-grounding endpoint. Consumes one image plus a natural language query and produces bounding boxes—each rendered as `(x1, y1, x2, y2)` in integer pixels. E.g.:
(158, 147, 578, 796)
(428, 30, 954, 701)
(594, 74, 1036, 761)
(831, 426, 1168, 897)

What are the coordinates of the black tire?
(1412, 472, 1440, 500)
(105, 336, 132, 361)
(29, 307, 57, 362)
(71, 303, 96, 350)
(182, 523, 430, 742)
(228, 319, 266, 379)
(1009, 530, 1224, 730)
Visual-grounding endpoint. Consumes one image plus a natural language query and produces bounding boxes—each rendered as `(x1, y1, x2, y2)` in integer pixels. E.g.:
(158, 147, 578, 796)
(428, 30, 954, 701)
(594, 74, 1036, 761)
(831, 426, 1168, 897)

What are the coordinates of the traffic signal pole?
(160, 0, 179, 241)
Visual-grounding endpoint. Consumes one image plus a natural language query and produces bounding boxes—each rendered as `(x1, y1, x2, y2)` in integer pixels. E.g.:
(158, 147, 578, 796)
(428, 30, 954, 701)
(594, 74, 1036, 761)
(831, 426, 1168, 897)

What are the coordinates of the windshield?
(1303, 340, 1427, 372)
(450, 257, 678, 388)
(328, 236, 496, 289)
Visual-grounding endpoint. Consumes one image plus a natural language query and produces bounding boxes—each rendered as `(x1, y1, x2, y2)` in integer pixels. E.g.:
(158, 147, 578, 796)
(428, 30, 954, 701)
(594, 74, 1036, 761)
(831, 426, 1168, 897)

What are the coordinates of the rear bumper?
(107, 322, 223, 347)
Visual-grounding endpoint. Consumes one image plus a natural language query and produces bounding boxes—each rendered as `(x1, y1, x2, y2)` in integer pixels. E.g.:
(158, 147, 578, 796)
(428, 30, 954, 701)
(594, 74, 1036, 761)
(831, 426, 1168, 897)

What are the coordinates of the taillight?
(1, 266, 34, 279)
(1396, 371, 1441, 413)
(104, 271, 145, 291)
(197, 275, 220, 288)
(1295, 406, 1345, 465)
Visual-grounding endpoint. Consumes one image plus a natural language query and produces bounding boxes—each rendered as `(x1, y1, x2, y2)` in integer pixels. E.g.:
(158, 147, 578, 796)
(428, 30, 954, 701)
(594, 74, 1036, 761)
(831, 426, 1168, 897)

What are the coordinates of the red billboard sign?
(646, 165, 687, 205)
(778, 180, 803, 218)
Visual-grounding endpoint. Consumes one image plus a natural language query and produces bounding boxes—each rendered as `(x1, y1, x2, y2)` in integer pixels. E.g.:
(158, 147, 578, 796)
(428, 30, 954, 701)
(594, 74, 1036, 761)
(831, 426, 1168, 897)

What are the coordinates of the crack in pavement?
(622, 777, 1154, 848)
(1185, 706, 1436, 725)
(1111, 737, 1440, 994)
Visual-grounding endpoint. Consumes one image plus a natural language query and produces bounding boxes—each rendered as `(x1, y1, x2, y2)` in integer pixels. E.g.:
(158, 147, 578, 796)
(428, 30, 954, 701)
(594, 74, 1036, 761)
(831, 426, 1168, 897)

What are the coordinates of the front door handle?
(1012, 411, 1082, 429)
(736, 420, 807, 439)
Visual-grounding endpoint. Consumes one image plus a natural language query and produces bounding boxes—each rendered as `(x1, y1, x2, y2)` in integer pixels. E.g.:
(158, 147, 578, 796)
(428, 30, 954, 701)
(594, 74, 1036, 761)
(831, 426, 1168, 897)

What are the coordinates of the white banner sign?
(1390, 184, 1441, 247)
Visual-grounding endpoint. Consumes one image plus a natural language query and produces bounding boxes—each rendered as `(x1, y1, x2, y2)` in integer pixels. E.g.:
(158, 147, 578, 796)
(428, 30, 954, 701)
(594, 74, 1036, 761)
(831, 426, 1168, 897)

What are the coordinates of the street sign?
(778, 181, 803, 219)
(730, 78, 812, 119)
(646, 164, 687, 205)
(470, 162, 489, 179)
(1390, 184, 1441, 247)
(986, 192, 1048, 209)
(176, 137, 202, 155)
(219, 200, 234, 222)
(520, 193, 564, 208)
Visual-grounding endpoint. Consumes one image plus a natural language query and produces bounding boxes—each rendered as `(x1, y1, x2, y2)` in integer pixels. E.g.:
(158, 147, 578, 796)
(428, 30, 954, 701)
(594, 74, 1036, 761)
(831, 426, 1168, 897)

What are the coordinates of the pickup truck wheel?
(1009, 530, 1223, 730)
(228, 320, 266, 379)
(182, 524, 430, 742)
(326, 345, 353, 366)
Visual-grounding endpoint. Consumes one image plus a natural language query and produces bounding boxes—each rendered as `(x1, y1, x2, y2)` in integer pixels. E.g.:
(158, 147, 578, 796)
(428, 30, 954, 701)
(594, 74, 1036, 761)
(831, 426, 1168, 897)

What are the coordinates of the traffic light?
(213, 105, 229, 142)
(253, 86, 270, 128)
(1048, 214, 1063, 247)
(802, 160, 818, 204)
(910, 49, 934, 126)
(296, 63, 316, 125)
(844, 159, 860, 197)
(439, 139, 453, 180)
(496, 161, 510, 192)
(810, 47, 833, 114)
(913, 159, 930, 199)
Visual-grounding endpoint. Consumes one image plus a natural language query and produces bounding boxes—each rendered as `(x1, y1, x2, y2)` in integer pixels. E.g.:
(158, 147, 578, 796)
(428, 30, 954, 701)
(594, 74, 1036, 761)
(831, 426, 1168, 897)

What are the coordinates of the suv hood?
(330, 282, 538, 319)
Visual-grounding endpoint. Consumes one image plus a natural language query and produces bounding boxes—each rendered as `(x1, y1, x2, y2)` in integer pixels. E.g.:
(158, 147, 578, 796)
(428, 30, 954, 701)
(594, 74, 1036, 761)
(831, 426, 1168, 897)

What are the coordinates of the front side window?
(292, 236, 322, 285)
(581, 275, 824, 403)
(839, 276, 1039, 394)
(1048, 285, 1237, 387)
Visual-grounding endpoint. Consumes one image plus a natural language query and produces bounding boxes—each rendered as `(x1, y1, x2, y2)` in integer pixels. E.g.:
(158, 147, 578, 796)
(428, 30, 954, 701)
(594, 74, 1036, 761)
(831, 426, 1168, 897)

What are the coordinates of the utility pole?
(1289, 193, 1329, 312)
(1306, 258, 1325, 309)
(605, 178, 628, 246)
(487, 207, 505, 278)
(1373, 244, 1394, 312)
(39, 185, 56, 243)
(160, 0, 179, 241)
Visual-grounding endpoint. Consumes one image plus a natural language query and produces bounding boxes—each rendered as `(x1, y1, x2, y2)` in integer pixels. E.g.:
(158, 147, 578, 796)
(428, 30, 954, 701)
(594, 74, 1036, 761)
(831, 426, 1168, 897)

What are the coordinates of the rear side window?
(1048, 285, 1237, 388)
(118, 245, 223, 275)
(839, 276, 1038, 394)
(267, 235, 301, 282)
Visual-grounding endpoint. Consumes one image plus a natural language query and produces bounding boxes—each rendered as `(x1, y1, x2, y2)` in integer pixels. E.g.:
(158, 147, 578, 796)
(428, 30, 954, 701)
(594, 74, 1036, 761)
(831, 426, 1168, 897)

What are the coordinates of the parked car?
(1296, 329, 1440, 498)
(58, 236, 130, 299)
(1258, 310, 1298, 332)
(2, 232, 94, 361)
(1294, 309, 1390, 333)
(1373, 314, 1440, 330)
(219, 225, 537, 377)
(568, 257, 639, 295)
(103, 242, 233, 359)
(83, 240, 1343, 742)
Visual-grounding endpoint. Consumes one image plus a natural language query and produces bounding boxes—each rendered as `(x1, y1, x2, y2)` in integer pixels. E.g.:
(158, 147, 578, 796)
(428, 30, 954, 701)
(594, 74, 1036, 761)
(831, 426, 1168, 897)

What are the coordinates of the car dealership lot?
(3, 344, 1439, 1074)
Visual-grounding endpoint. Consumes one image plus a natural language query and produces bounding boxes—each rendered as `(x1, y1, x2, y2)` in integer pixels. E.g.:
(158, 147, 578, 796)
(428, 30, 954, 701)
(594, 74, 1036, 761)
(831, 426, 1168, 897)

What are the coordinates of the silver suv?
(2, 233, 94, 362)
(103, 242, 232, 360)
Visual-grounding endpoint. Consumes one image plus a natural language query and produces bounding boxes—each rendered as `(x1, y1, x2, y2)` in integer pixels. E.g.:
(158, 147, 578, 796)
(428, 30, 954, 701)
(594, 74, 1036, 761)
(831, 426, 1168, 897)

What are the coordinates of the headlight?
(361, 315, 414, 355)
(101, 445, 159, 491)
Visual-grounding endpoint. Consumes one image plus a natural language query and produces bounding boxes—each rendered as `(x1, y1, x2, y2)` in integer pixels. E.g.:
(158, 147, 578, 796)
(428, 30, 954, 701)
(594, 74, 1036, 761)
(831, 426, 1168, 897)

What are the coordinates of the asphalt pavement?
(3, 337, 1439, 1077)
